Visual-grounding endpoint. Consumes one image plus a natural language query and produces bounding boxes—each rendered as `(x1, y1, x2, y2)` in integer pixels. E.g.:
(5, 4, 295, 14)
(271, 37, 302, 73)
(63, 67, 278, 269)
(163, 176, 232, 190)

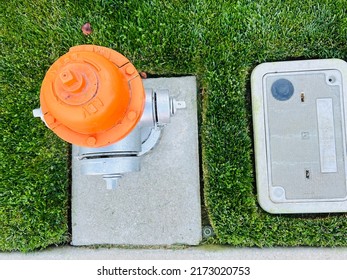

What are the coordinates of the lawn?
(1, 0, 347, 251)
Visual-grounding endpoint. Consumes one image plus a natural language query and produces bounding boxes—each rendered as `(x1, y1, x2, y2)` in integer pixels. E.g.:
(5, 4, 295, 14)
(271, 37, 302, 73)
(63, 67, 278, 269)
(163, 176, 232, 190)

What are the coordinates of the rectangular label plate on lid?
(316, 98, 337, 173)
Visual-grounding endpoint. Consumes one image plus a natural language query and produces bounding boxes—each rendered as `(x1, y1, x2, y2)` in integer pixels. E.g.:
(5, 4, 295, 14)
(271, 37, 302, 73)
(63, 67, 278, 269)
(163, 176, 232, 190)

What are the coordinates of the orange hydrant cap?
(40, 45, 145, 147)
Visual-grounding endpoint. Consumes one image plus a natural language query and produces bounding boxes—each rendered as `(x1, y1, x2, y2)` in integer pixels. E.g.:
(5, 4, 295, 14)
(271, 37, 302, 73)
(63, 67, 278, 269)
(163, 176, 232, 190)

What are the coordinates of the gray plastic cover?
(251, 59, 347, 213)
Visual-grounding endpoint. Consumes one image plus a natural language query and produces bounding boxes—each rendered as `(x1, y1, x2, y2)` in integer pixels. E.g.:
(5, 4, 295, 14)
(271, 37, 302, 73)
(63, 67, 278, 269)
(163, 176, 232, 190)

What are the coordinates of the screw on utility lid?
(40, 45, 145, 147)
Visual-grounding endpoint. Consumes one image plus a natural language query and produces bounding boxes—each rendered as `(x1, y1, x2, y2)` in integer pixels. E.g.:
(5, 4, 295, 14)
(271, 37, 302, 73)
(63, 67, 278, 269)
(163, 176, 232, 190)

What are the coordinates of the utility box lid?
(251, 59, 347, 213)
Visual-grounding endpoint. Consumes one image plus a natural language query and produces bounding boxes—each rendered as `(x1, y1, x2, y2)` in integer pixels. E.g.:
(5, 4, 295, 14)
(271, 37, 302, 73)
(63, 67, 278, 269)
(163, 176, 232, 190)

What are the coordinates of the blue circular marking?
(271, 79, 294, 101)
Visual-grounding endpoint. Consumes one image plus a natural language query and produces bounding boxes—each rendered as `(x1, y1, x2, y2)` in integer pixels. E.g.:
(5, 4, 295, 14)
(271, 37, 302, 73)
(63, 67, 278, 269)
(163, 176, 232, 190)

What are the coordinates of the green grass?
(1, 0, 347, 251)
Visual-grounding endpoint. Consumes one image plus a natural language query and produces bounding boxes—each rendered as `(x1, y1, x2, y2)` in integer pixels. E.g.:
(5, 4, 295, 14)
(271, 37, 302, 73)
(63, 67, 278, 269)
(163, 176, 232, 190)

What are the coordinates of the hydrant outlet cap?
(40, 45, 145, 147)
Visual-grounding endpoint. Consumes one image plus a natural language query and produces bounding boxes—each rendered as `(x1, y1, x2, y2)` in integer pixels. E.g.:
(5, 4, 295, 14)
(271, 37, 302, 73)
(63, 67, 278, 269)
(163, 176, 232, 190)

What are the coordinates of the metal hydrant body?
(34, 45, 185, 188)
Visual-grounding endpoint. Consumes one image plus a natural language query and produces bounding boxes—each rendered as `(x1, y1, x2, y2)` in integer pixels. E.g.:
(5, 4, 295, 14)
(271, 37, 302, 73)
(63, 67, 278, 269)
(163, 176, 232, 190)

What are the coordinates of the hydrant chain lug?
(33, 45, 185, 189)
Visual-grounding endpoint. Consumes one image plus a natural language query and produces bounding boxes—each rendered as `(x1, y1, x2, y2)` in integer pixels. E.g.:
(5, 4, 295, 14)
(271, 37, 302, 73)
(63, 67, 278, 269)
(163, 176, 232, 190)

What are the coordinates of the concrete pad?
(71, 76, 201, 246)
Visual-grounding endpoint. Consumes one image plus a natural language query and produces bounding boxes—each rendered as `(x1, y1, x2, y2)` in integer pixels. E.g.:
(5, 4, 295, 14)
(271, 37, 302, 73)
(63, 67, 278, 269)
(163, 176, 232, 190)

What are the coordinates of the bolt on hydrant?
(33, 45, 185, 189)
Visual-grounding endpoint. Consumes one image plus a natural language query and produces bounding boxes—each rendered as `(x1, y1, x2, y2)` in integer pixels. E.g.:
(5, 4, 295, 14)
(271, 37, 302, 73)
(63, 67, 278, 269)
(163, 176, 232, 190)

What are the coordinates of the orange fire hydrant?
(34, 45, 185, 188)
